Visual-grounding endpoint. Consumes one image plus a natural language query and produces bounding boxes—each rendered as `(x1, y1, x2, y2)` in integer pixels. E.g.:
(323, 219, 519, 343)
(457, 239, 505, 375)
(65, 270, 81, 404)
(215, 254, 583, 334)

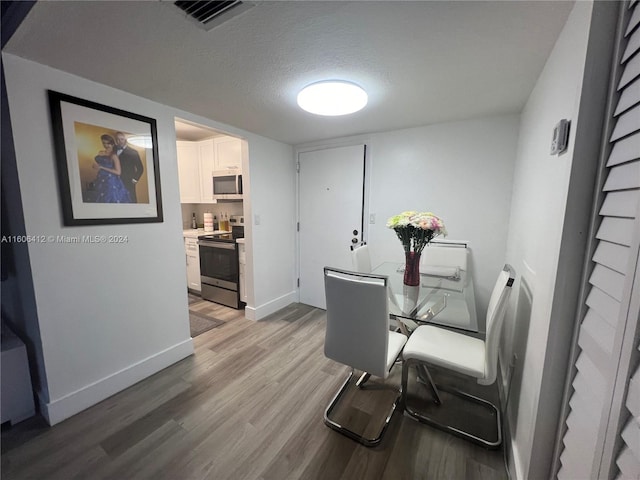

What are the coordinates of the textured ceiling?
(5, 1, 574, 145)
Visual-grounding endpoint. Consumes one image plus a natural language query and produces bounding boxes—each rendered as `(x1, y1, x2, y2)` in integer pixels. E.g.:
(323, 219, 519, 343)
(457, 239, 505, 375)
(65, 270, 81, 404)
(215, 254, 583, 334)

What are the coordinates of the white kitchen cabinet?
(214, 136, 242, 171)
(185, 237, 201, 292)
(177, 141, 201, 203)
(177, 137, 242, 203)
(238, 242, 247, 303)
(198, 139, 216, 204)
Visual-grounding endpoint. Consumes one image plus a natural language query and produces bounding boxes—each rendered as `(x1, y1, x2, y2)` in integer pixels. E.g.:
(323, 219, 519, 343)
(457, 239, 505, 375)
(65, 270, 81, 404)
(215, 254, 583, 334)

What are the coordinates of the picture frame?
(48, 90, 163, 225)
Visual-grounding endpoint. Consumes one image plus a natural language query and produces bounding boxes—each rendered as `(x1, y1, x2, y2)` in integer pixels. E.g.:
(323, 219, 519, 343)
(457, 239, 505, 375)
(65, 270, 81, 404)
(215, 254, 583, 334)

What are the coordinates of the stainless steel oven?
(198, 235, 241, 309)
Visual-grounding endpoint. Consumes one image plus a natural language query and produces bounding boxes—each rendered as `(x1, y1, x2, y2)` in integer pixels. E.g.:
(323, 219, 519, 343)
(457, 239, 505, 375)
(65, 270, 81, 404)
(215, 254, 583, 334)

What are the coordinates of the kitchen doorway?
(174, 118, 248, 313)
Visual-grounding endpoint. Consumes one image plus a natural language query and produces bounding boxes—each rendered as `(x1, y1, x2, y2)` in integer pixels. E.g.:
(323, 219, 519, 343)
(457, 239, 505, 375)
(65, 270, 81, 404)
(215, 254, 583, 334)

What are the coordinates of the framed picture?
(48, 90, 163, 225)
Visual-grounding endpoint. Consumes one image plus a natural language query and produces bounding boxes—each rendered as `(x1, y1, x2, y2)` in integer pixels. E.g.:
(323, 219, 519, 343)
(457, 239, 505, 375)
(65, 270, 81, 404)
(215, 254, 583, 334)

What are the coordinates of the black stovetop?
(198, 233, 240, 243)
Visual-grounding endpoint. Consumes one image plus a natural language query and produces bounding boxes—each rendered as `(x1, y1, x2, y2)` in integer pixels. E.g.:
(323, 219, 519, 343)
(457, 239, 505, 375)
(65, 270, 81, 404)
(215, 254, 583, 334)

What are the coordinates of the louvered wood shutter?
(557, 1, 640, 479)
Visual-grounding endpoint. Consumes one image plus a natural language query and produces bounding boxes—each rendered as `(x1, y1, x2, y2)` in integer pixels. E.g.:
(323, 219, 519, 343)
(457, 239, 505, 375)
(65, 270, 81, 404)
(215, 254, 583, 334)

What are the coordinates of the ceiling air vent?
(174, 1, 256, 31)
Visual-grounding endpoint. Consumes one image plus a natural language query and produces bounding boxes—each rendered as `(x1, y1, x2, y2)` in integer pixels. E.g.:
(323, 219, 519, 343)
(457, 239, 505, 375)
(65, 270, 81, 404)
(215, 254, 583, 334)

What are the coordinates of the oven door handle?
(198, 240, 236, 250)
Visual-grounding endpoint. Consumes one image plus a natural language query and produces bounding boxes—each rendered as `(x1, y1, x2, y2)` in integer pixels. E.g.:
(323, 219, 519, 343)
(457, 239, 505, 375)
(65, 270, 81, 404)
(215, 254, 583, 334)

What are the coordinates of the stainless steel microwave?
(212, 171, 243, 200)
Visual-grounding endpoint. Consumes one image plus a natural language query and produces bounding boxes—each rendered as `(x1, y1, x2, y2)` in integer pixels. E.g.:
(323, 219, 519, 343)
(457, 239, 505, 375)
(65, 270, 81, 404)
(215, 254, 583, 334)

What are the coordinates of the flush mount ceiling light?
(297, 80, 368, 116)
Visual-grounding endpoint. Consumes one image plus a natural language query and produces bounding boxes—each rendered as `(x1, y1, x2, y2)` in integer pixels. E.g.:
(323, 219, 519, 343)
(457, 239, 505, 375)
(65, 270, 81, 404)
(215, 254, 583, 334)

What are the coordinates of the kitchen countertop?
(183, 229, 230, 238)
(236, 238, 245, 244)
(183, 228, 204, 238)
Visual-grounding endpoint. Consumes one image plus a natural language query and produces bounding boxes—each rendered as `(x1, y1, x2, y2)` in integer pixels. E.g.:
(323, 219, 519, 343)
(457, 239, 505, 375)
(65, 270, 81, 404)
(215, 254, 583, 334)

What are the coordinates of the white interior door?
(298, 144, 366, 309)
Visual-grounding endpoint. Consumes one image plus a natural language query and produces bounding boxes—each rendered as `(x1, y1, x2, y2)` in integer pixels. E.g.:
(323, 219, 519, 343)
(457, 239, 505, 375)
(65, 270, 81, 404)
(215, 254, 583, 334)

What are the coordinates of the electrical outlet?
(254, 214, 261, 226)
(369, 213, 376, 224)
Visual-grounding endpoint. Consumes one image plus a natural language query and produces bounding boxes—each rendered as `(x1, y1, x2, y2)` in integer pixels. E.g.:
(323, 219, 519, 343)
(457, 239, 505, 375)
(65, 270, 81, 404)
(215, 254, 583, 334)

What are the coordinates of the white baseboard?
(244, 291, 297, 321)
(40, 339, 194, 426)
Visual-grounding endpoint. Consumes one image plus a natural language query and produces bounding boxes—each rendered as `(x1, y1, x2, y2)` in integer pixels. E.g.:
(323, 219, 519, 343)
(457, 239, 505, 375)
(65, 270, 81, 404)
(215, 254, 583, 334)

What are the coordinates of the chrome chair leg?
(416, 364, 442, 405)
(356, 372, 371, 387)
(401, 359, 502, 449)
(324, 368, 401, 447)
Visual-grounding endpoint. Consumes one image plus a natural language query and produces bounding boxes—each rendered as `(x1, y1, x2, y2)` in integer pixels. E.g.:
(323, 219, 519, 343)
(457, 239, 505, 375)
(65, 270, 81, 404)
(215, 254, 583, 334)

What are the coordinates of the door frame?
(294, 135, 372, 303)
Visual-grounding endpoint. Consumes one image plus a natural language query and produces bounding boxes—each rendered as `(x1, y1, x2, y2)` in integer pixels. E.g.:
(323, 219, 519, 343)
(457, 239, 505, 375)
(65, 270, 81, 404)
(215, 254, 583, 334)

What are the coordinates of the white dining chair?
(323, 267, 407, 446)
(350, 243, 371, 273)
(400, 264, 515, 448)
(420, 240, 475, 330)
(420, 240, 469, 275)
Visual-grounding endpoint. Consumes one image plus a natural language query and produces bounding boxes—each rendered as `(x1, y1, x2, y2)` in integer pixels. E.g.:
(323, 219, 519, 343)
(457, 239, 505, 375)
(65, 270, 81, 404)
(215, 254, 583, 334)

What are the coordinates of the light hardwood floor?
(1, 300, 508, 480)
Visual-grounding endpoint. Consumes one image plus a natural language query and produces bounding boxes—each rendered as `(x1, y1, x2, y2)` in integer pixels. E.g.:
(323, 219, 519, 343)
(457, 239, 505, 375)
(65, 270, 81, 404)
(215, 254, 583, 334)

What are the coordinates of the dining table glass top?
(371, 262, 478, 333)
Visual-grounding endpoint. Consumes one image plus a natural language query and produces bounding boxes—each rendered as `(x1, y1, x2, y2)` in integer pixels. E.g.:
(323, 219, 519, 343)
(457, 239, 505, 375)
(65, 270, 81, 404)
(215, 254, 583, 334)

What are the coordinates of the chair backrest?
(350, 243, 372, 273)
(323, 267, 390, 378)
(421, 243, 469, 271)
(480, 264, 516, 385)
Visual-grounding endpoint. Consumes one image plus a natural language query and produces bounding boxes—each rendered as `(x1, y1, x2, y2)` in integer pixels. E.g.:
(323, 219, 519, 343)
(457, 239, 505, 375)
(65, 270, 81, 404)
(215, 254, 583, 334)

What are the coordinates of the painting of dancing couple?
(48, 90, 163, 225)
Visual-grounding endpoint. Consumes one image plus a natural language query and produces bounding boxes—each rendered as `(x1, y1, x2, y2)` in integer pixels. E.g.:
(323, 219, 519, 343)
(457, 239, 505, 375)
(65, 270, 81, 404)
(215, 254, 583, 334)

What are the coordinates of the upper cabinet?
(199, 139, 216, 204)
(177, 136, 242, 204)
(214, 136, 242, 171)
(177, 141, 201, 204)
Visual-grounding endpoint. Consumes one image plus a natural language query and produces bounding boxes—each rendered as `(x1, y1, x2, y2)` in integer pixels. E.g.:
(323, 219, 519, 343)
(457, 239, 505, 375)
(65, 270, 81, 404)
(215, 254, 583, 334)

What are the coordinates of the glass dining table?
(371, 262, 478, 335)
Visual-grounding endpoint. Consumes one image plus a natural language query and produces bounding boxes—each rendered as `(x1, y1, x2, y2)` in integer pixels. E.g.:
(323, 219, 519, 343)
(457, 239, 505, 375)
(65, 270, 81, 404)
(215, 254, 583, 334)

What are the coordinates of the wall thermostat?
(550, 119, 570, 155)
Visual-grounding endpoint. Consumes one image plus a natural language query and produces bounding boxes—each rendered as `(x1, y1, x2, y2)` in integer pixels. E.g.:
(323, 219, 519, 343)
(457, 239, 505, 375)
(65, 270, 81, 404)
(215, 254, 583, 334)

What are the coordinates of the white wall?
(3, 54, 193, 424)
(3, 53, 296, 424)
(242, 136, 296, 319)
(502, 1, 616, 477)
(365, 115, 519, 325)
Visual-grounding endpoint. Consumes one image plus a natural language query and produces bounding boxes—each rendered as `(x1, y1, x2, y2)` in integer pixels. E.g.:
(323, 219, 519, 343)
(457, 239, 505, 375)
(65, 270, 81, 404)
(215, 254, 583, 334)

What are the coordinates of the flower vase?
(404, 251, 421, 286)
